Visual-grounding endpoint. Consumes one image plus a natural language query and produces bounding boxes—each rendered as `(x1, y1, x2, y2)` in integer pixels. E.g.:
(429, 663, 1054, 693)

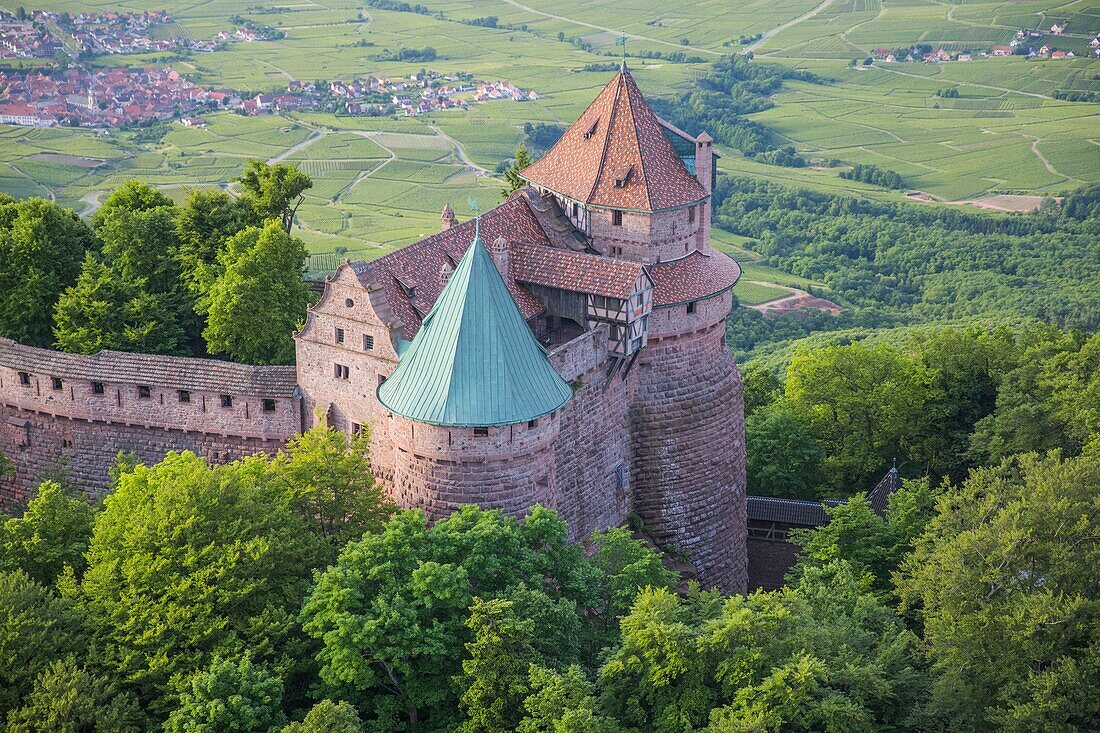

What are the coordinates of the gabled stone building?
(0, 68, 748, 591)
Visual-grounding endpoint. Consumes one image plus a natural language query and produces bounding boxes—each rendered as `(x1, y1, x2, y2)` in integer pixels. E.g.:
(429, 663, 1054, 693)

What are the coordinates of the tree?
(280, 700, 363, 733)
(0, 481, 95, 585)
(164, 657, 286, 733)
(518, 666, 621, 733)
(898, 448, 1100, 732)
(744, 404, 824, 499)
(80, 452, 326, 714)
(0, 571, 84, 717)
(501, 145, 533, 198)
(91, 179, 174, 230)
(458, 597, 539, 733)
(740, 365, 782, 417)
(301, 506, 597, 732)
(587, 526, 677, 649)
(784, 342, 933, 493)
(0, 198, 95, 346)
(200, 221, 310, 365)
(235, 160, 313, 233)
(174, 187, 250, 297)
(94, 186, 180, 296)
(266, 425, 394, 559)
(5, 656, 145, 733)
(53, 253, 183, 355)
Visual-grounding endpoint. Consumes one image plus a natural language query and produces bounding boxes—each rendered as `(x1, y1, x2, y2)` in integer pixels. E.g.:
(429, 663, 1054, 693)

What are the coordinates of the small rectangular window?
(220, 394, 233, 408)
(334, 363, 349, 380)
(527, 419, 538, 429)
(611, 210, 622, 226)
(687, 301, 697, 314)
(688, 206, 696, 223)
(138, 385, 151, 399)
(363, 334, 375, 350)
(473, 427, 489, 437)
(179, 390, 191, 403)
(263, 398, 276, 413)
(51, 377, 62, 390)
(335, 327, 345, 344)
(351, 422, 361, 435)
(92, 382, 104, 395)
(18, 371, 30, 385)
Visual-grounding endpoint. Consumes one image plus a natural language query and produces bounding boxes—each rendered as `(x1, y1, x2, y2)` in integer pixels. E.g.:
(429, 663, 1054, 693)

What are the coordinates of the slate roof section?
(350, 194, 550, 339)
(0, 338, 298, 397)
(376, 229, 572, 427)
(747, 496, 845, 527)
(647, 250, 741, 306)
(511, 242, 645, 299)
(867, 467, 901, 515)
(519, 69, 707, 212)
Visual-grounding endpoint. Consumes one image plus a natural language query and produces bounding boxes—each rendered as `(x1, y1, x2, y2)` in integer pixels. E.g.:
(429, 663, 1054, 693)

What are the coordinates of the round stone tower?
(377, 226, 573, 520)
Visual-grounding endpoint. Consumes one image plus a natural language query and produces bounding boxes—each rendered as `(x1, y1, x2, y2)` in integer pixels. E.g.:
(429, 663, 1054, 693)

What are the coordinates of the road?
(429, 124, 490, 176)
(747, 0, 840, 53)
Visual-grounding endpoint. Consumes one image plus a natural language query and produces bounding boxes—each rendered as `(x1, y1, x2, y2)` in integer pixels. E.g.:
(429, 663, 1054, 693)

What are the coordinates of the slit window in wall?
(334, 363, 350, 380)
(687, 301, 696, 314)
(18, 371, 30, 386)
(611, 210, 622, 226)
(688, 205, 696, 224)
(473, 427, 489, 437)
(220, 394, 233, 408)
(263, 399, 276, 413)
(363, 334, 374, 350)
(335, 327, 345, 344)
(179, 390, 191, 403)
(92, 382, 104, 395)
(138, 385, 151, 399)
(51, 377, 62, 390)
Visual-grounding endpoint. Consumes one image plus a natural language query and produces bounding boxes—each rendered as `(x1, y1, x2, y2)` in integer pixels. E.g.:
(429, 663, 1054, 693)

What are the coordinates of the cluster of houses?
(0, 65, 541, 129)
(0, 67, 210, 127)
(872, 22, 1098, 63)
(0, 12, 61, 59)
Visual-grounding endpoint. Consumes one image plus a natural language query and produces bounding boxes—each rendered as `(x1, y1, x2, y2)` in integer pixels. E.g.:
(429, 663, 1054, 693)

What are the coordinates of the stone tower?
(375, 225, 573, 518)
(521, 67, 747, 590)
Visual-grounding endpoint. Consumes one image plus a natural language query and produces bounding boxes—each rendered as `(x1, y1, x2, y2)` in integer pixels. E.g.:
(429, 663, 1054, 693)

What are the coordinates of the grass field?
(0, 0, 1096, 278)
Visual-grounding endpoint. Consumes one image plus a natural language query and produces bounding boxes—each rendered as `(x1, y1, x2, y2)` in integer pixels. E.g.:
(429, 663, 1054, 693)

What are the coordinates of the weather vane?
(617, 32, 627, 68)
(468, 196, 480, 237)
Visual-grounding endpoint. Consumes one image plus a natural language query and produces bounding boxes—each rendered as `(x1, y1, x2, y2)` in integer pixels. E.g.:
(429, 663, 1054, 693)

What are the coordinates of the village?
(0, 65, 538, 128)
(872, 23, 1100, 62)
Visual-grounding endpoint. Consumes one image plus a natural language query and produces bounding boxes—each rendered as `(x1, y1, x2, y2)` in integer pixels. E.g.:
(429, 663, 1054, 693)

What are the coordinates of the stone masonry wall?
(548, 326, 633, 541)
(746, 536, 801, 592)
(589, 205, 702, 264)
(387, 414, 559, 520)
(630, 291, 748, 593)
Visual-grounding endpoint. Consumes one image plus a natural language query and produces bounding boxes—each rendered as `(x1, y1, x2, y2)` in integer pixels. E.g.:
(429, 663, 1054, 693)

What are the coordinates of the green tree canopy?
(0, 481, 95, 585)
(164, 656, 286, 733)
(501, 145, 533, 198)
(280, 700, 363, 733)
(898, 448, 1100, 731)
(200, 221, 310, 364)
(0, 198, 95, 346)
(91, 179, 174, 229)
(235, 160, 313, 233)
(744, 404, 824, 499)
(174, 187, 250, 297)
(80, 452, 327, 714)
(53, 252, 183, 355)
(4, 656, 145, 733)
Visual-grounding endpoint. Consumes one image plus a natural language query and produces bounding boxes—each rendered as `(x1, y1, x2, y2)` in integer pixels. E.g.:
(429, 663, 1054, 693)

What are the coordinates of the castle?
(0, 68, 748, 592)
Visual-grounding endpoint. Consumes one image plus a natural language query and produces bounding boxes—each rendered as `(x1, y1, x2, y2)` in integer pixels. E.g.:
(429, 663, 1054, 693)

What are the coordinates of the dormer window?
(614, 165, 633, 187)
(583, 118, 599, 139)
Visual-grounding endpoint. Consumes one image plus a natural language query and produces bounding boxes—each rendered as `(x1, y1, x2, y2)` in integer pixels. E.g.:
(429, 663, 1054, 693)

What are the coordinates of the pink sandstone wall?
(0, 349, 300, 501)
(589, 205, 703, 263)
(629, 290, 748, 593)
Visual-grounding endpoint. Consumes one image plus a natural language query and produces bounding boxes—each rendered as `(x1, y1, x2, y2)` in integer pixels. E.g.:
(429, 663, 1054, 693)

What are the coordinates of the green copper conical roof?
(377, 227, 572, 427)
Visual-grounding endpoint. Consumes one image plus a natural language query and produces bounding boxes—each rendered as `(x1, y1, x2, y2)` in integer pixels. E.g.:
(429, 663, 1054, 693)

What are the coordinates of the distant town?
(872, 23, 1100, 62)
(0, 66, 539, 128)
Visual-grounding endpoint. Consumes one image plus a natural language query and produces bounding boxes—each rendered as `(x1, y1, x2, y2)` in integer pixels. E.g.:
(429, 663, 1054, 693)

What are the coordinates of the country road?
(748, 0, 840, 53)
(429, 124, 490, 176)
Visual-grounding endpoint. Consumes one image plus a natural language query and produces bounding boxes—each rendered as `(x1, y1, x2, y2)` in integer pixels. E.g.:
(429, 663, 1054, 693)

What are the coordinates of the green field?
(0, 0, 1097, 270)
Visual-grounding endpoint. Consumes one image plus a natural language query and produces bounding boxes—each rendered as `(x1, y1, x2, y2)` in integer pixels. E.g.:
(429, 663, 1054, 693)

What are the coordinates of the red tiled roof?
(511, 242, 646, 299)
(352, 194, 550, 339)
(648, 250, 741, 306)
(520, 69, 707, 212)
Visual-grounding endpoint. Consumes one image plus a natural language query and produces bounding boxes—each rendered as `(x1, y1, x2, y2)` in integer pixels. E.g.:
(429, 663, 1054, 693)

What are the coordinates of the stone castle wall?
(0, 340, 300, 501)
(629, 290, 748, 592)
(590, 205, 702, 263)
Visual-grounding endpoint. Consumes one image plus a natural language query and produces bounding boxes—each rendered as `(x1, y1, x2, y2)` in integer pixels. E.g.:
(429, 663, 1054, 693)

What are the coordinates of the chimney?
(694, 131, 713, 252)
(440, 202, 455, 231)
(440, 260, 453, 286)
(491, 236, 509, 277)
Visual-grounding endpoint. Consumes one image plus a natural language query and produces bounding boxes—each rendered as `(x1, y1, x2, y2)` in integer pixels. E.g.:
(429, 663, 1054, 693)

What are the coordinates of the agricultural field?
(0, 0, 1096, 272)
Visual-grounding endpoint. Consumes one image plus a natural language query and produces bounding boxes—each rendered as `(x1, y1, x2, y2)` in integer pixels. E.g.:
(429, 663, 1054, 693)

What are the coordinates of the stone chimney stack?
(440, 202, 456, 231)
(694, 131, 714, 252)
(491, 235, 509, 277)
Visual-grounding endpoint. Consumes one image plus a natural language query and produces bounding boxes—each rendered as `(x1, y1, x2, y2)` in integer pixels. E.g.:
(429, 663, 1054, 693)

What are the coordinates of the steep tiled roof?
(867, 467, 900, 515)
(351, 194, 550, 339)
(377, 231, 572, 427)
(0, 338, 297, 397)
(648, 250, 741, 306)
(519, 70, 707, 212)
(747, 496, 845, 527)
(511, 242, 645, 299)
